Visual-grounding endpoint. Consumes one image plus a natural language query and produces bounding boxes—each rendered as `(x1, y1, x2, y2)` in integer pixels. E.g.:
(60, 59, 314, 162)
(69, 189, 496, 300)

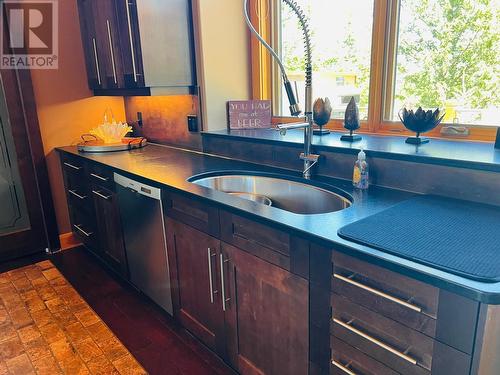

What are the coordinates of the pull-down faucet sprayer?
(243, 0, 319, 179)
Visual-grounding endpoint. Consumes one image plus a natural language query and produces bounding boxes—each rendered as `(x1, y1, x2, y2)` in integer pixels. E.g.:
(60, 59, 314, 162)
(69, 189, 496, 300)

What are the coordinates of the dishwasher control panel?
(114, 173, 161, 200)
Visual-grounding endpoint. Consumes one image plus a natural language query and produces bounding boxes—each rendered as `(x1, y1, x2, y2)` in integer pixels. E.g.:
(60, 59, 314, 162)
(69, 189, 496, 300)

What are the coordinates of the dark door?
(115, 0, 145, 87)
(78, 0, 125, 89)
(222, 242, 309, 375)
(166, 219, 225, 354)
(77, 0, 104, 89)
(91, 185, 128, 277)
(0, 70, 55, 259)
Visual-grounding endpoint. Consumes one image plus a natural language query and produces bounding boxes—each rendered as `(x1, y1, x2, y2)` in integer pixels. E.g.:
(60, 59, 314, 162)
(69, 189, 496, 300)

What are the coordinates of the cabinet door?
(166, 219, 225, 354)
(221, 242, 309, 375)
(77, 0, 104, 89)
(92, 185, 128, 277)
(79, 0, 125, 89)
(115, 0, 145, 87)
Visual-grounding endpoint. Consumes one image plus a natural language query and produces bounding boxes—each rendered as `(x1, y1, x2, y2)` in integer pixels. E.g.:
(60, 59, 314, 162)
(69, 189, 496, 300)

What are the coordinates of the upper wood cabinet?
(77, 0, 196, 95)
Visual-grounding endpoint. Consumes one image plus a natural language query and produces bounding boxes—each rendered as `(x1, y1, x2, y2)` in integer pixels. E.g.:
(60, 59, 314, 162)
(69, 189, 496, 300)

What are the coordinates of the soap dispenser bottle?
(353, 148, 369, 189)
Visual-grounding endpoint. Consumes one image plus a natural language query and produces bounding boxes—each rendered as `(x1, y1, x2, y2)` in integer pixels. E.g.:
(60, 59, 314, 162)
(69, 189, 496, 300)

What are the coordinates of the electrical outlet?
(137, 112, 143, 127)
(187, 115, 198, 132)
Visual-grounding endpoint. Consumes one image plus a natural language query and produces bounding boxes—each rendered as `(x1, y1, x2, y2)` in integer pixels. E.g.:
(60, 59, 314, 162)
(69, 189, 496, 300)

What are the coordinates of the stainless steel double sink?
(188, 172, 352, 215)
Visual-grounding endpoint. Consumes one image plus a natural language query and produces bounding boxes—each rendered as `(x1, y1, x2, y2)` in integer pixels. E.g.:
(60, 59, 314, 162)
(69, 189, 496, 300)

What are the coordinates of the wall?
(124, 96, 201, 150)
(30, 0, 126, 235)
(195, 0, 252, 130)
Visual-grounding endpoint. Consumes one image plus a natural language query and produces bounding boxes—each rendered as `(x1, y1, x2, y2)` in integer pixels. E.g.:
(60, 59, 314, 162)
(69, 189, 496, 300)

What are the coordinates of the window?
(385, 0, 500, 127)
(252, 0, 500, 140)
(279, 0, 374, 121)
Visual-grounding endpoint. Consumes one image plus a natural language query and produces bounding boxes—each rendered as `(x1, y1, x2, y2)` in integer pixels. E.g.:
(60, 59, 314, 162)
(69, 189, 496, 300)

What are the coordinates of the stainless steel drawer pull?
(74, 224, 93, 238)
(90, 173, 109, 182)
(333, 273, 422, 313)
(332, 360, 357, 375)
(125, 0, 138, 82)
(333, 318, 418, 365)
(106, 20, 117, 84)
(207, 248, 217, 303)
(63, 162, 82, 171)
(92, 190, 112, 200)
(69, 190, 87, 200)
(220, 254, 230, 311)
(92, 38, 101, 85)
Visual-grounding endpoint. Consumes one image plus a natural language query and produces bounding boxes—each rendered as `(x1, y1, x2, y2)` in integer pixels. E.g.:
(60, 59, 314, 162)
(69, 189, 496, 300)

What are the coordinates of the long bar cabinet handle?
(125, 0, 138, 82)
(74, 224, 93, 238)
(92, 38, 101, 85)
(207, 248, 217, 303)
(64, 162, 82, 171)
(106, 20, 118, 84)
(90, 173, 109, 182)
(92, 190, 112, 200)
(333, 318, 418, 365)
(331, 360, 357, 375)
(69, 190, 87, 200)
(220, 254, 230, 311)
(333, 273, 422, 313)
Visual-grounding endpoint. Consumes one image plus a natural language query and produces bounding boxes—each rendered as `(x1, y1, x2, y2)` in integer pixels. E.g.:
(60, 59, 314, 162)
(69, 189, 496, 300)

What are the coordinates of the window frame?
(250, 0, 498, 142)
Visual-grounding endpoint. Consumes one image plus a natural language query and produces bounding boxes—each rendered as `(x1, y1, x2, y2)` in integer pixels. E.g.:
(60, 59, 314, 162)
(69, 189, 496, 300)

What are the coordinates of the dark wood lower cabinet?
(166, 217, 309, 375)
(222, 242, 309, 375)
(166, 218, 225, 354)
(91, 185, 128, 277)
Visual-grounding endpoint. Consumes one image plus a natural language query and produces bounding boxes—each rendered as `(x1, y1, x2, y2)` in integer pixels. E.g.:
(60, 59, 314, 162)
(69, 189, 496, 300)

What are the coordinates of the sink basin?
(188, 172, 352, 215)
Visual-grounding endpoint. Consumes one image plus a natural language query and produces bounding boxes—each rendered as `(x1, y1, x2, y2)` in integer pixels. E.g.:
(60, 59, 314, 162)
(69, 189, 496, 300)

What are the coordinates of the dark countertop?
(203, 129, 500, 172)
(57, 144, 500, 304)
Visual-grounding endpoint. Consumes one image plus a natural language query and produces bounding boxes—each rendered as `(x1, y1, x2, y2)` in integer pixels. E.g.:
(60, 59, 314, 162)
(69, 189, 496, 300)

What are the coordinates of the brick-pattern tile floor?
(0, 260, 146, 374)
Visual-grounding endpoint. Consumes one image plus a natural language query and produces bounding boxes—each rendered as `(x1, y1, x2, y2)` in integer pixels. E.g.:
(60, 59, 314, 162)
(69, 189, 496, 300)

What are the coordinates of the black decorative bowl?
(398, 107, 445, 144)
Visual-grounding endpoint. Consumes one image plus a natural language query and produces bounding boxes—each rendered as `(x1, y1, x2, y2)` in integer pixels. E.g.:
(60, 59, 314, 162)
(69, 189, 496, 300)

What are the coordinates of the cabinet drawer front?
(61, 154, 86, 175)
(332, 251, 438, 336)
(331, 293, 434, 373)
(331, 336, 399, 375)
(163, 191, 220, 236)
(88, 163, 114, 190)
(71, 207, 97, 250)
(61, 154, 88, 192)
(220, 211, 291, 270)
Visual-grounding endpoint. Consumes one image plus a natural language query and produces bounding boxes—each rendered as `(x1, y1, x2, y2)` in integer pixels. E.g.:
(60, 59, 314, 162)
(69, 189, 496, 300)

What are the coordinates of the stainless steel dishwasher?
(114, 173, 173, 315)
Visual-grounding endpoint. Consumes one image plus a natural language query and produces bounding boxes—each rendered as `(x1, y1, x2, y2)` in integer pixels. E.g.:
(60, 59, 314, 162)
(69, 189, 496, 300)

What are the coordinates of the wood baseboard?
(59, 233, 81, 251)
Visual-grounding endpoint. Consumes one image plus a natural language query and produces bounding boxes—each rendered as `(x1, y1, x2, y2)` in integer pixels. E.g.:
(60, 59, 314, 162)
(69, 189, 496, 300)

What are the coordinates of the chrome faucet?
(244, 0, 319, 179)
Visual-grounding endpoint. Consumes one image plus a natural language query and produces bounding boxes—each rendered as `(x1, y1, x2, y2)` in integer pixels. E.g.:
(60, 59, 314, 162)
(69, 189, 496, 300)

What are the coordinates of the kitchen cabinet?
(165, 207, 309, 375)
(77, 0, 195, 95)
(328, 251, 478, 375)
(166, 218, 225, 354)
(222, 241, 309, 375)
(60, 153, 127, 277)
(91, 184, 128, 277)
(61, 154, 97, 250)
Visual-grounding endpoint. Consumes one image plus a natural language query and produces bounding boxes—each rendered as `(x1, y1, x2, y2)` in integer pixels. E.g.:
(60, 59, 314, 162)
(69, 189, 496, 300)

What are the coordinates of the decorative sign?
(227, 100, 272, 129)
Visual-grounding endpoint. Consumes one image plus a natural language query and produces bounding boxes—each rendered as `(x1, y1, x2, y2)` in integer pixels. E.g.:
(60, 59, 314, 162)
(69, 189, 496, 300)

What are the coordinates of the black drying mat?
(338, 195, 500, 282)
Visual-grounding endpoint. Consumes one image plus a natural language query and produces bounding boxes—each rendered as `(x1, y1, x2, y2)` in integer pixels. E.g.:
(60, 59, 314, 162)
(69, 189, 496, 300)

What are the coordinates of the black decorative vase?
(341, 97, 362, 142)
(399, 107, 445, 145)
(495, 128, 500, 149)
(313, 98, 332, 136)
